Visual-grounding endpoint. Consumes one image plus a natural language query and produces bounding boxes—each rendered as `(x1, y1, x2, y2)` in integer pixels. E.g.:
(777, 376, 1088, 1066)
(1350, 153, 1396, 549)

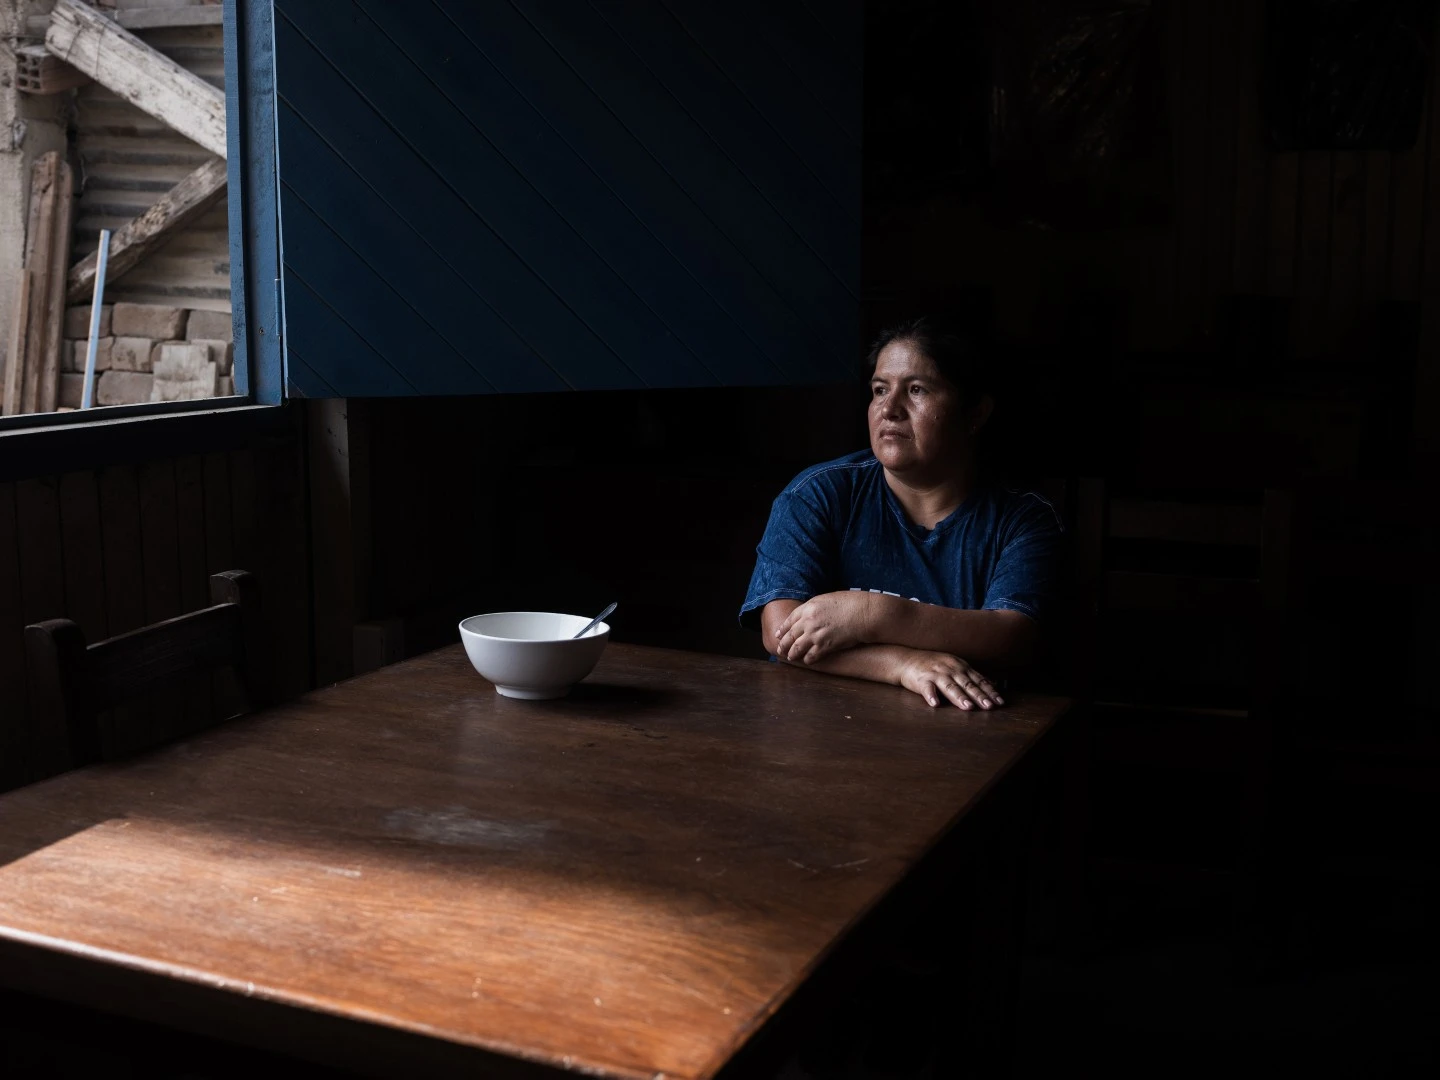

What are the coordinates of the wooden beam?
(67, 156, 227, 305)
(18, 153, 74, 417)
(14, 45, 93, 95)
(45, 0, 227, 159)
(118, 8, 225, 31)
(2, 272, 34, 418)
(37, 156, 76, 415)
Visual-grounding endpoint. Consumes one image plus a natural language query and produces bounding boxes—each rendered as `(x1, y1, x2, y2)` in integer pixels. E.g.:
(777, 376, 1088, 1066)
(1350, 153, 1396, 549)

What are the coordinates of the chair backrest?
(25, 570, 265, 768)
(1070, 480, 1294, 713)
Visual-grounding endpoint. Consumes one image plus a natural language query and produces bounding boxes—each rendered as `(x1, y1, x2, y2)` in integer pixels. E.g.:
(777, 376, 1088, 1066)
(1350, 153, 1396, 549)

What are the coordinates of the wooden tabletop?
(0, 643, 1069, 1079)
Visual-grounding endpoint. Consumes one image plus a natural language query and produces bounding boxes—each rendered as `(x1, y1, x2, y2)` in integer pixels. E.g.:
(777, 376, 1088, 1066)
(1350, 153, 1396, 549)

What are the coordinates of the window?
(0, 0, 281, 433)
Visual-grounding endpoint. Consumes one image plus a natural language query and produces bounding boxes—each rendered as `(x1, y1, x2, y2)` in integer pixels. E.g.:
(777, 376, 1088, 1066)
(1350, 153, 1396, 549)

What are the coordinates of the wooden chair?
(1063, 479, 1295, 954)
(25, 570, 266, 768)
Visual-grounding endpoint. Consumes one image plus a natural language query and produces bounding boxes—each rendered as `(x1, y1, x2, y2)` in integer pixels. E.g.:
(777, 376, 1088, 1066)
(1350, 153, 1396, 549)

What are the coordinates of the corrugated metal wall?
(68, 1, 230, 312)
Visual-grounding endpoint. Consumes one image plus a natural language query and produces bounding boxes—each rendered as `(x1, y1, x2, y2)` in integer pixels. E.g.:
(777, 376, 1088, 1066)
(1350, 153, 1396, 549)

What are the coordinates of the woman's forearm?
(866, 596, 1036, 671)
(779, 642, 911, 687)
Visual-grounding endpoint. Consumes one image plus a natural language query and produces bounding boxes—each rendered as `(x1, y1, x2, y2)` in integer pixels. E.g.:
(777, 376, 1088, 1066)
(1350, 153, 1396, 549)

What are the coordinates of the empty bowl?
(458, 612, 610, 700)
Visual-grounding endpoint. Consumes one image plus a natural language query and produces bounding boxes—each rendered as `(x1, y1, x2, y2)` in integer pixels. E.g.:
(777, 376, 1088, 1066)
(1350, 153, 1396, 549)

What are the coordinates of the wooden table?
(0, 644, 1070, 1079)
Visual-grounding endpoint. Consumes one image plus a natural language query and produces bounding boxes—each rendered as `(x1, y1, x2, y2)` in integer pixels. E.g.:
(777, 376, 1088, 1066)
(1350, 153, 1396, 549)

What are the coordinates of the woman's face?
(867, 339, 968, 477)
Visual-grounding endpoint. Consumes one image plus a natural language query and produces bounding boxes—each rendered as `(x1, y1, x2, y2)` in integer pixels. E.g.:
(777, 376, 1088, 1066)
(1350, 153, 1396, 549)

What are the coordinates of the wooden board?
(4, 153, 74, 416)
(175, 454, 214, 734)
(38, 157, 75, 414)
(2, 272, 33, 417)
(0, 483, 27, 788)
(1229, 0, 1267, 295)
(57, 470, 108, 643)
(46, 0, 227, 159)
(117, 7, 225, 31)
(67, 156, 228, 304)
(19, 154, 59, 416)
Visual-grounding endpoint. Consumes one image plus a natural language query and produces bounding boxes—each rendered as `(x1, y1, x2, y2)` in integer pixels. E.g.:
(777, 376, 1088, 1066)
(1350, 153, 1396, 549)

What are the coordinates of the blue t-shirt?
(739, 450, 1063, 632)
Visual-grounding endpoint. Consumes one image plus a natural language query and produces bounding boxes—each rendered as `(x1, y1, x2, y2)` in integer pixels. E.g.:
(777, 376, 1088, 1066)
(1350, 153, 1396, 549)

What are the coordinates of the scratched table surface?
(0, 643, 1069, 1079)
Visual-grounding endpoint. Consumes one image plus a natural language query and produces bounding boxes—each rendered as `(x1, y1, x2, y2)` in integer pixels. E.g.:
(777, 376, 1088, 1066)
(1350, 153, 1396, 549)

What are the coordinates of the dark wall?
(361, 385, 872, 660)
(0, 419, 312, 793)
(274, 0, 862, 397)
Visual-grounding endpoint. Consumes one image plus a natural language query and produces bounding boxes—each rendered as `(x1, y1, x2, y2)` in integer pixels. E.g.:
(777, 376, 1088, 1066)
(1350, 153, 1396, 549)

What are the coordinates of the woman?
(739, 315, 1062, 710)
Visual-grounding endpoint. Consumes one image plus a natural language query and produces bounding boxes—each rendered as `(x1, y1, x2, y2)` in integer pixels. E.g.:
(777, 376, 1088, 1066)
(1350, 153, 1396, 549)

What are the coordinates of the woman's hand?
(775, 592, 886, 664)
(896, 651, 1003, 710)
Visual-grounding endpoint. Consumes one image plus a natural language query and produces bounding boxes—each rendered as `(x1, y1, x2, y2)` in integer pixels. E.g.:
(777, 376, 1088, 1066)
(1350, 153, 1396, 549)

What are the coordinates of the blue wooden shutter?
(272, 0, 861, 396)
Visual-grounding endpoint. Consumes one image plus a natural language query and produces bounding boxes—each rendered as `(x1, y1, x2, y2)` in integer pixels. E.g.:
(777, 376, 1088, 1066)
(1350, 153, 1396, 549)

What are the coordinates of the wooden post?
(8, 152, 74, 415)
(18, 155, 57, 414)
(2, 271, 32, 417)
(37, 157, 75, 414)
(45, 0, 227, 159)
(67, 156, 227, 304)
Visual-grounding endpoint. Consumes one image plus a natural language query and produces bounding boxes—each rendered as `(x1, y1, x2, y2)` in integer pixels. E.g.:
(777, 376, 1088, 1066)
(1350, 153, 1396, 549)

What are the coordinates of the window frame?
(0, 0, 284, 460)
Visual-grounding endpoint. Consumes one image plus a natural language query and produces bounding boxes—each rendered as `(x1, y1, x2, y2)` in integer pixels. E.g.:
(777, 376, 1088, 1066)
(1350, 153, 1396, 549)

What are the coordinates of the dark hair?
(864, 315, 994, 405)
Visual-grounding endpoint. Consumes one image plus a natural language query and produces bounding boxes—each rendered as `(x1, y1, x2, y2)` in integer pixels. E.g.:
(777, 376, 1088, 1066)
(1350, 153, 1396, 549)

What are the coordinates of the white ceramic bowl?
(458, 612, 610, 700)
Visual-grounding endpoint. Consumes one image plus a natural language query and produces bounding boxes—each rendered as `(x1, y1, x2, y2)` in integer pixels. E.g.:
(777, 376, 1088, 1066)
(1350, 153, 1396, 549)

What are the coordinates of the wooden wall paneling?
(348, 1, 790, 388)
(137, 462, 181, 627)
(1230, 0, 1268, 295)
(174, 455, 211, 734)
(255, 425, 312, 701)
(1327, 150, 1365, 351)
(308, 399, 367, 687)
(15, 478, 64, 628)
(97, 466, 146, 644)
(1388, 89, 1428, 303)
(0, 484, 27, 790)
(1172, 0, 1213, 347)
(222, 447, 259, 716)
(202, 452, 235, 574)
(1361, 150, 1394, 310)
(1205, 0, 1241, 338)
(137, 460, 182, 750)
(1266, 151, 1301, 298)
(15, 476, 68, 778)
(201, 450, 234, 719)
(1291, 151, 1334, 357)
(1415, 12, 1440, 450)
(57, 471, 108, 643)
(229, 448, 259, 574)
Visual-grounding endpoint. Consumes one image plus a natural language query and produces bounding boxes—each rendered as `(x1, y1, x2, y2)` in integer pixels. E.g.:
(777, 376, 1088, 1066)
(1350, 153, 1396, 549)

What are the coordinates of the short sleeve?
(981, 495, 1063, 623)
(738, 489, 837, 632)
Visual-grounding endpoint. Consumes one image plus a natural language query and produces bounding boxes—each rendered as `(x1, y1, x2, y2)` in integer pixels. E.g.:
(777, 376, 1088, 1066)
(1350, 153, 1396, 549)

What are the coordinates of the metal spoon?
(574, 602, 617, 639)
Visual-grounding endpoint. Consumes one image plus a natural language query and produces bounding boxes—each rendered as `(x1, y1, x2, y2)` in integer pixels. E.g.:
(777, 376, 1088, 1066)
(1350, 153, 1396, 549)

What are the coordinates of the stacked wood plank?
(3, 153, 76, 417)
